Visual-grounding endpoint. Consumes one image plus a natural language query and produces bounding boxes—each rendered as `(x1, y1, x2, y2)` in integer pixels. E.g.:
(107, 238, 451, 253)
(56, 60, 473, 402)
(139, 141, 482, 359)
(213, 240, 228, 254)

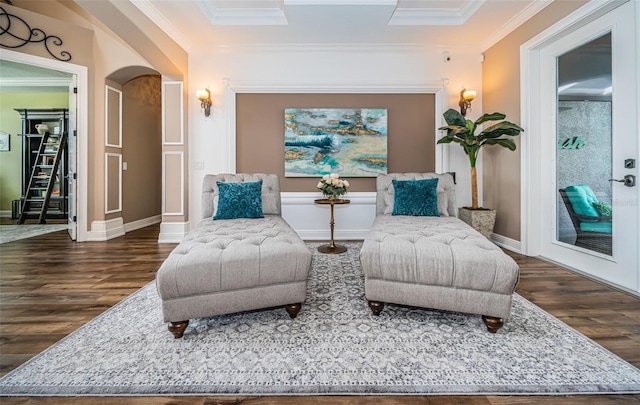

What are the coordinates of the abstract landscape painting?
(284, 108, 387, 177)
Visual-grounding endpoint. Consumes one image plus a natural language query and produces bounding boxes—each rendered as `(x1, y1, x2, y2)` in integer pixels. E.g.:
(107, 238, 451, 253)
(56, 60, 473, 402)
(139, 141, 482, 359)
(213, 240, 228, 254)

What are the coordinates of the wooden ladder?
(18, 132, 67, 224)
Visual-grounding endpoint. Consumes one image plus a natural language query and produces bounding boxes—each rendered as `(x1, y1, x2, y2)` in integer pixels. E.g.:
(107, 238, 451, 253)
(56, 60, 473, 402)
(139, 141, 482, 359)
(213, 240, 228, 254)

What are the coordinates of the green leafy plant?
(438, 108, 524, 209)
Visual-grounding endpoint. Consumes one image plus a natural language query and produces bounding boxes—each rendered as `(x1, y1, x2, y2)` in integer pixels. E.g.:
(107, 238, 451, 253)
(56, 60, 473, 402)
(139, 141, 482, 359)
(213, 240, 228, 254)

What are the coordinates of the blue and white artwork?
(284, 108, 388, 177)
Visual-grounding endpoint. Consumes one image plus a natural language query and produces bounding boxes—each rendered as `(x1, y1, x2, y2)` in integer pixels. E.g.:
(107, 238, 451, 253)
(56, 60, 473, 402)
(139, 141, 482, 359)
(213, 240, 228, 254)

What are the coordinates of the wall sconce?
(458, 88, 476, 117)
(196, 88, 212, 117)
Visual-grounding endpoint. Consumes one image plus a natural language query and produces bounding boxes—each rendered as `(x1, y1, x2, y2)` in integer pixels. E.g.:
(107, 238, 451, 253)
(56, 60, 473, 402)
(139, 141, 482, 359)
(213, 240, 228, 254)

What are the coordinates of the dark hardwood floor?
(1, 224, 639, 404)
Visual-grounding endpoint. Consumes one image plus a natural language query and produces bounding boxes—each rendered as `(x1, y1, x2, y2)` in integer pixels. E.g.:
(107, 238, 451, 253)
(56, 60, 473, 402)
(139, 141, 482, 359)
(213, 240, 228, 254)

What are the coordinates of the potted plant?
(437, 108, 524, 238)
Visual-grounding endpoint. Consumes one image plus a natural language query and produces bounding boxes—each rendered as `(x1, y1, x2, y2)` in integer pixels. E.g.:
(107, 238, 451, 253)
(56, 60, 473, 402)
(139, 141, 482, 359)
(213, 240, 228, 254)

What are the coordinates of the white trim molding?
(223, 80, 449, 175)
(162, 151, 185, 216)
(105, 85, 122, 148)
(105, 153, 123, 214)
(158, 221, 190, 243)
(124, 214, 162, 233)
(1, 50, 89, 242)
(520, 0, 622, 256)
(480, 0, 553, 52)
(389, 1, 484, 26)
(130, 0, 191, 52)
(87, 218, 125, 241)
(162, 80, 185, 145)
(196, 43, 480, 55)
(491, 233, 522, 254)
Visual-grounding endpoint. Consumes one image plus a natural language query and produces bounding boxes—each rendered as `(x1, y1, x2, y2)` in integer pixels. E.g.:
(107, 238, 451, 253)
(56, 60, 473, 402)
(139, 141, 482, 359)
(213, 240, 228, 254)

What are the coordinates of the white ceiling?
(1, 1, 610, 97)
(131, 0, 552, 52)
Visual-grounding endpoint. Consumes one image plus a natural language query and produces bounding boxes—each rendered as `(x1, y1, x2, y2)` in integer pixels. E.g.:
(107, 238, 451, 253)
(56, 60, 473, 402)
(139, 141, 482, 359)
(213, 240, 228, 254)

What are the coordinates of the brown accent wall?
(122, 75, 162, 223)
(482, 0, 588, 241)
(236, 93, 435, 192)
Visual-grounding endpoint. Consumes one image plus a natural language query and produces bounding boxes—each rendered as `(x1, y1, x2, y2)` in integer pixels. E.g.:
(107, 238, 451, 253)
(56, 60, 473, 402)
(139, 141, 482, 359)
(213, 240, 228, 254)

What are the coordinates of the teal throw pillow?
(592, 201, 612, 216)
(214, 180, 264, 220)
(392, 178, 440, 217)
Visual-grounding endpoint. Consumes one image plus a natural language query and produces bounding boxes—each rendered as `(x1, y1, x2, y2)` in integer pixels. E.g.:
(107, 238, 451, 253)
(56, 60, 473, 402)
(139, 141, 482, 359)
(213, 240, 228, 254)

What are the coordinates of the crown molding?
(223, 79, 447, 94)
(130, 0, 192, 52)
(192, 42, 479, 54)
(480, 0, 553, 52)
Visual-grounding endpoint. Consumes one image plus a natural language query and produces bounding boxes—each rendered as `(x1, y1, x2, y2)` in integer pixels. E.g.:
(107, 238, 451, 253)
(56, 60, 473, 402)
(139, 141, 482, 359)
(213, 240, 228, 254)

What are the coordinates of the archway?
(105, 67, 163, 234)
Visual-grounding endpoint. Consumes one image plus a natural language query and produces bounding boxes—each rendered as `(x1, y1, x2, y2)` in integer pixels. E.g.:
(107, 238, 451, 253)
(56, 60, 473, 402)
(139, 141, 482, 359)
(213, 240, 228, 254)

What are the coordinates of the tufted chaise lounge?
(360, 173, 520, 333)
(156, 174, 312, 338)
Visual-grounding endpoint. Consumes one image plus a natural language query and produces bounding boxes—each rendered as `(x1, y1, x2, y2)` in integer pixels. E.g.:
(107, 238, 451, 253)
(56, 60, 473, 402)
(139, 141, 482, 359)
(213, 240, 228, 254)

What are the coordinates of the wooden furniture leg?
(168, 320, 189, 339)
(285, 303, 302, 319)
(482, 315, 504, 333)
(368, 300, 384, 316)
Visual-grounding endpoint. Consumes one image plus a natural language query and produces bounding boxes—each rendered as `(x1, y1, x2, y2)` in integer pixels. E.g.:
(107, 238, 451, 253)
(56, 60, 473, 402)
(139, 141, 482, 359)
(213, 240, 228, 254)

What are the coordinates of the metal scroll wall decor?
(0, 5, 72, 61)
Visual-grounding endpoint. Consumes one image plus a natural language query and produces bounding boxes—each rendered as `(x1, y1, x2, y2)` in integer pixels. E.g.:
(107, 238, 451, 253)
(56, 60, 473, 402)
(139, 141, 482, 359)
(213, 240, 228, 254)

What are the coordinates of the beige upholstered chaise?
(156, 174, 312, 338)
(360, 173, 520, 333)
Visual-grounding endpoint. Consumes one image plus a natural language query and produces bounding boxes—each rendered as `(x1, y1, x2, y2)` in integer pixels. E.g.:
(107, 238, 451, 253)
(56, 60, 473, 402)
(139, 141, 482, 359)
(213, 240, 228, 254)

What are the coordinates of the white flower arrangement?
(317, 173, 349, 199)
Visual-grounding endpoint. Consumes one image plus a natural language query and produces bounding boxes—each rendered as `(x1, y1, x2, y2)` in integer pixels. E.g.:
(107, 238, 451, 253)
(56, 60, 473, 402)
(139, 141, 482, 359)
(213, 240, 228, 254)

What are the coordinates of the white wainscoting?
(281, 192, 377, 241)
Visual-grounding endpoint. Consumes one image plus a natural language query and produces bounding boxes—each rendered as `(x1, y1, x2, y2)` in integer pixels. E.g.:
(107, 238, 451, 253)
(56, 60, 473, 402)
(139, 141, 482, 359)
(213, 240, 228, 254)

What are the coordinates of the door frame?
(520, 0, 640, 294)
(2, 50, 89, 242)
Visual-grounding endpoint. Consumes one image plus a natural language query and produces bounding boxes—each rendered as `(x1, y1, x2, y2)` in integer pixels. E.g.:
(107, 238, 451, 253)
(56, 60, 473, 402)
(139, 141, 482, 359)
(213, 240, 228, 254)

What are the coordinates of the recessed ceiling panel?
(196, 0, 288, 25)
(131, 0, 545, 51)
(389, 0, 485, 25)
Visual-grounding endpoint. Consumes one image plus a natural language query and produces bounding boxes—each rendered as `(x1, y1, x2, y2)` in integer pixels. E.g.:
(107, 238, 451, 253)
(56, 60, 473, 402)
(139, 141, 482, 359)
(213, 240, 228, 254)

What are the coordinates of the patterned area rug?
(1, 242, 639, 396)
(0, 224, 68, 244)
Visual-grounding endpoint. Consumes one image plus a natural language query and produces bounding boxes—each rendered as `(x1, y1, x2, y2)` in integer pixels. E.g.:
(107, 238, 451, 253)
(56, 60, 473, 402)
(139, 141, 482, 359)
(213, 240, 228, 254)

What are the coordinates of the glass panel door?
(556, 33, 612, 256)
(537, 0, 638, 294)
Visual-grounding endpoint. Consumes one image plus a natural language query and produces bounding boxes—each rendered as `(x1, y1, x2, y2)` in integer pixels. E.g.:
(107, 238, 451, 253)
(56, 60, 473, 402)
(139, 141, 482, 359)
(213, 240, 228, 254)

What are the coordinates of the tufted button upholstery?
(157, 216, 311, 300)
(201, 173, 281, 219)
(360, 215, 519, 294)
(376, 173, 456, 217)
(361, 172, 520, 325)
(156, 174, 312, 328)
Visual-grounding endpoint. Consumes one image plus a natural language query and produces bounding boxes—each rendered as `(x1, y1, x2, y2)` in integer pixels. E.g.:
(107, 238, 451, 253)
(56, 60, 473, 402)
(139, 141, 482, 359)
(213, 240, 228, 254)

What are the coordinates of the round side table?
(314, 198, 350, 254)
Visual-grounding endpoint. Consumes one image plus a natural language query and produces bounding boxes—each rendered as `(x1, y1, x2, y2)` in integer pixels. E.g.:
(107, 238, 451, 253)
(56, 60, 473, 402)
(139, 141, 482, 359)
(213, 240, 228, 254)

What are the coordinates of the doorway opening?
(1, 49, 89, 241)
(0, 59, 74, 242)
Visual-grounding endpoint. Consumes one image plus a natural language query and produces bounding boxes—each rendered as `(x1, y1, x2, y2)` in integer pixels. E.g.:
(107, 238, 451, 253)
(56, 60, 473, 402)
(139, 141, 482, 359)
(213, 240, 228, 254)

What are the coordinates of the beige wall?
(482, 0, 588, 241)
(2, 3, 94, 67)
(0, 92, 69, 212)
(121, 75, 162, 223)
(236, 93, 436, 192)
(8, 1, 188, 237)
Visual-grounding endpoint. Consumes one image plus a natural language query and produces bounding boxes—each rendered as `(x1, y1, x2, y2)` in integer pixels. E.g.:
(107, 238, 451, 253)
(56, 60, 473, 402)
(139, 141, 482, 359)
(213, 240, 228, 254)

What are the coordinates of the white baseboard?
(124, 215, 162, 233)
(0, 210, 11, 218)
(87, 217, 125, 241)
(491, 233, 522, 254)
(158, 221, 190, 243)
